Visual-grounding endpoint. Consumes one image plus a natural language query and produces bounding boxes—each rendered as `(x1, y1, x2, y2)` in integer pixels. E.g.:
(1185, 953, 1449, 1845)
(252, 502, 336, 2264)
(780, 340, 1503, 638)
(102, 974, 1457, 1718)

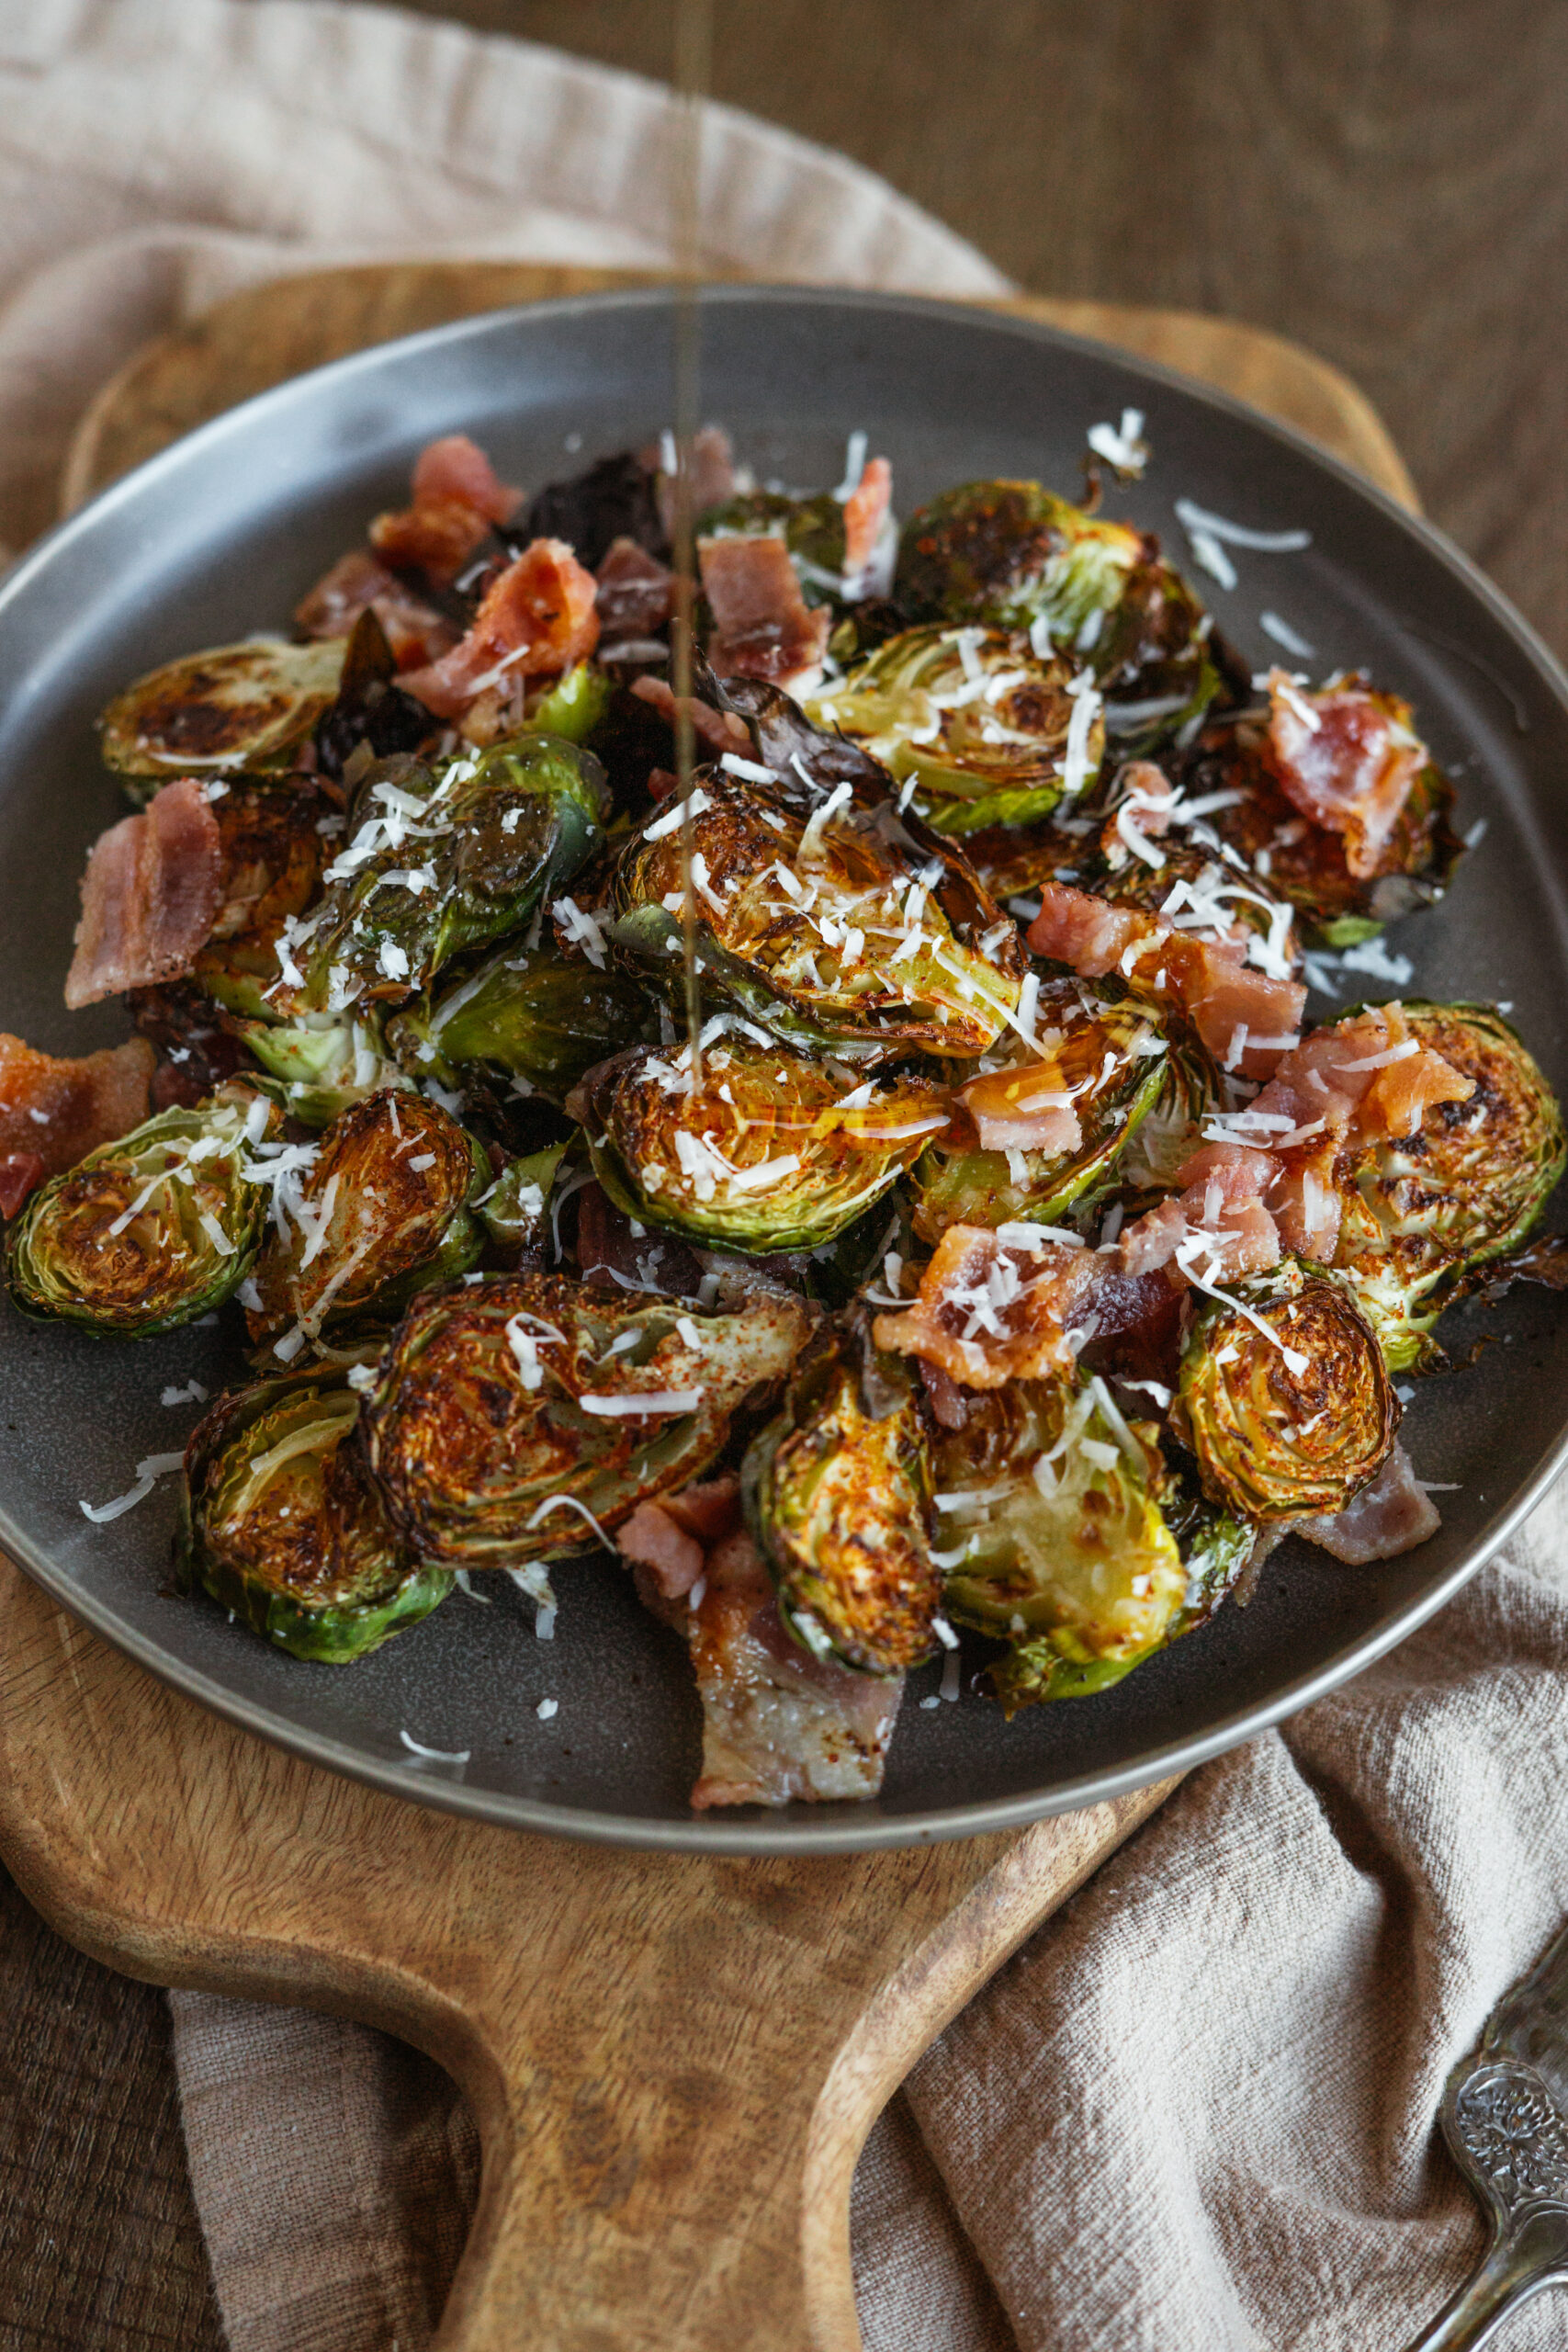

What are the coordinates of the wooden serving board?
(0, 270, 1417, 2352)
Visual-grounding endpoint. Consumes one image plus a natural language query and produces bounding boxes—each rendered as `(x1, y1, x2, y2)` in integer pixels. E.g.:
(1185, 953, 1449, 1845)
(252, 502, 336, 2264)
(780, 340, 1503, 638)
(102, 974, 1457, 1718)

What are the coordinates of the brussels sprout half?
(576, 1034, 948, 1255)
(1175, 1261, 1396, 1520)
(385, 936, 651, 1106)
(897, 481, 1145, 645)
(283, 736, 607, 1016)
(807, 625, 1103, 835)
(911, 984, 1168, 1240)
(99, 637, 348, 796)
(6, 1083, 277, 1337)
(359, 1272, 813, 1569)
(1332, 1001, 1565, 1368)
(177, 1362, 449, 1662)
(743, 1313, 940, 1675)
(936, 1374, 1189, 1672)
(608, 772, 1026, 1063)
(245, 1090, 487, 1353)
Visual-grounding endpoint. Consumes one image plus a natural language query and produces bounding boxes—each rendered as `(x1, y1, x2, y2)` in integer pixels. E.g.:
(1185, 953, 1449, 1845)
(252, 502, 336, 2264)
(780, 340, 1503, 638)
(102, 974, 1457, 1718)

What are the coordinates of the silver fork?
(1404, 1920, 1568, 2346)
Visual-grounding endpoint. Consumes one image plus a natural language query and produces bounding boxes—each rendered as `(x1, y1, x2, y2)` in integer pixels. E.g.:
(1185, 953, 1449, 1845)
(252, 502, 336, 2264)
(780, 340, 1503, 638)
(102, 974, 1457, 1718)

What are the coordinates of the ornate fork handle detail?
(1403, 2061, 1568, 2349)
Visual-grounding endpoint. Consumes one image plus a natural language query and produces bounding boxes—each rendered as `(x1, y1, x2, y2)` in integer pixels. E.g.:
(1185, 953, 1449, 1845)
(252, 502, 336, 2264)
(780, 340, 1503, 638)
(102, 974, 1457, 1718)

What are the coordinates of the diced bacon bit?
(1293, 1442, 1440, 1563)
(64, 778, 224, 1010)
(400, 538, 601, 718)
(956, 1060, 1083, 1158)
(0, 1152, 46, 1217)
(1027, 883, 1306, 1081)
(1265, 669, 1428, 880)
(649, 424, 737, 538)
(629, 675, 752, 754)
(0, 1034, 153, 1188)
(1119, 1143, 1282, 1282)
(615, 1473, 741, 1599)
(698, 535, 831, 690)
(369, 434, 522, 584)
(293, 549, 457, 671)
(841, 456, 892, 575)
(595, 537, 675, 643)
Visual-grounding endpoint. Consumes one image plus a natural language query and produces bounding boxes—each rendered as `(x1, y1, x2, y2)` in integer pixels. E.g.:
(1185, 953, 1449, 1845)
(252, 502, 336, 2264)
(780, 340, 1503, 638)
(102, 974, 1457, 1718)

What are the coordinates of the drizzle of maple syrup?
(669, 0, 713, 1079)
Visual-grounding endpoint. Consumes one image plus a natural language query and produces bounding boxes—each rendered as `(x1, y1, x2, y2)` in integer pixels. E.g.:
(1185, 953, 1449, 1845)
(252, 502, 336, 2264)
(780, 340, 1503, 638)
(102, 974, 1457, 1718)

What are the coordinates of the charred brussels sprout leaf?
(937, 1374, 1188, 1669)
(808, 625, 1103, 834)
(245, 1091, 486, 1352)
(6, 1083, 276, 1337)
(912, 984, 1168, 1240)
(285, 736, 607, 1014)
(576, 1034, 947, 1255)
(1332, 1002, 1566, 1367)
(360, 1272, 813, 1568)
(385, 937, 650, 1105)
(100, 638, 348, 797)
(608, 772, 1025, 1062)
(744, 1315, 939, 1674)
(1175, 1261, 1396, 1519)
(177, 1363, 448, 1661)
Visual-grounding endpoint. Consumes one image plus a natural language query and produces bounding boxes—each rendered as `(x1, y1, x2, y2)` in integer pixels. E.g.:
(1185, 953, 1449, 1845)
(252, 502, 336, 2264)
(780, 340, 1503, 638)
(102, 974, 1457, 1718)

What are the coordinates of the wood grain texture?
(0, 1562, 1174, 2352)
(64, 271, 1417, 514)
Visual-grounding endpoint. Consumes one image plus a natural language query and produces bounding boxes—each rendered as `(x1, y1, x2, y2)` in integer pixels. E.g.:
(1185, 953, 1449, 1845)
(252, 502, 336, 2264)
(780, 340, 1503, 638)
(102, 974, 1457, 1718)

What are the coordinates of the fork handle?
(1403, 2212, 1568, 2350)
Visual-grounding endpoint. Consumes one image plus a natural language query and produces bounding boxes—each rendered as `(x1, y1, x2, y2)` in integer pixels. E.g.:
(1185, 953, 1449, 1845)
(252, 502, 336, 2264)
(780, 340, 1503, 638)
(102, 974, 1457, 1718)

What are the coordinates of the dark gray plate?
(2, 288, 1565, 1854)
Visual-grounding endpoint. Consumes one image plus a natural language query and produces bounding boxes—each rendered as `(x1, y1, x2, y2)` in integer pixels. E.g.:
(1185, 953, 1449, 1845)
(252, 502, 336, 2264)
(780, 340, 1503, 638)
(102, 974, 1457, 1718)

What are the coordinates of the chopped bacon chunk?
(1293, 1442, 1439, 1562)
(0, 1153, 45, 1218)
(1265, 669, 1427, 879)
(1028, 882, 1305, 1080)
(628, 675, 751, 753)
(400, 538, 601, 718)
(957, 1060, 1083, 1158)
(874, 1225, 1095, 1388)
(595, 537, 675, 645)
(369, 434, 522, 584)
(698, 535, 830, 692)
(64, 778, 224, 1010)
(410, 434, 521, 525)
(617, 1501, 705, 1598)
(0, 1034, 153, 1189)
(648, 424, 737, 538)
(1120, 1142, 1282, 1283)
(294, 550, 457, 672)
(841, 456, 893, 582)
(1249, 1005, 1472, 1147)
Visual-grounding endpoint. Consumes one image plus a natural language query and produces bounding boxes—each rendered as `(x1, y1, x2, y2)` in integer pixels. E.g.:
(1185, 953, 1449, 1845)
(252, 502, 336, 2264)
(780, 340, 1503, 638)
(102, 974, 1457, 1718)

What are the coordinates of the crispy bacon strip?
(698, 535, 830, 691)
(293, 550, 457, 672)
(400, 538, 601, 718)
(64, 778, 224, 1010)
(1027, 881, 1305, 1081)
(628, 675, 751, 753)
(620, 1476, 901, 1807)
(1265, 670, 1427, 879)
(0, 1034, 153, 1202)
(595, 537, 675, 646)
(369, 434, 522, 584)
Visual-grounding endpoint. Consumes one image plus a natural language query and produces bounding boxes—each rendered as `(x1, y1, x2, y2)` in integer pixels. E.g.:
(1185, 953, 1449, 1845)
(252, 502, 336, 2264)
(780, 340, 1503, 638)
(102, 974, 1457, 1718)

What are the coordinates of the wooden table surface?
(5, 5, 1567, 2346)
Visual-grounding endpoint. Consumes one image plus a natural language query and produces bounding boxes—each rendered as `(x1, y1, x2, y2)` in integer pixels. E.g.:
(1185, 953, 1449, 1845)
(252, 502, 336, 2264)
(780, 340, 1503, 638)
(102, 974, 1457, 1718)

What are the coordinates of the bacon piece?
(368, 434, 522, 585)
(64, 779, 223, 1010)
(628, 675, 751, 753)
(1028, 883, 1304, 1081)
(1118, 1142, 1282, 1283)
(293, 549, 457, 672)
(1293, 1442, 1440, 1562)
(1265, 670, 1427, 879)
(617, 1500, 705, 1598)
(411, 434, 521, 525)
(957, 1060, 1083, 1158)
(698, 535, 830, 691)
(649, 424, 737, 538)
(1250, 1006, 1472, 1147)
(1267, 1137, 1344, 1261)
(874, 1224, 1094, 1387)
(842, 456, 893, 579)
(400, 538, 601, 718)
(595, 537, 675, 645)
(1364, 1046, 1473, 1139)
(0, 1034, 153, 1184)
(0, 1153, 45, 1217)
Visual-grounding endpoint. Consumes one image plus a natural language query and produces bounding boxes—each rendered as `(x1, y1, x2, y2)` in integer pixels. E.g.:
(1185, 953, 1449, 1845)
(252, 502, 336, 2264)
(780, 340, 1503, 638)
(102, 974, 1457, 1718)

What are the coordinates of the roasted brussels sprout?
(245, 1091, 486, 1353)
(6, 1083, 276, 1336)
(1332, 1002, 1565, 1366)
(99, 637, 348, 797)
(1174, 1261, 1396, 1519)
(911, 983, 1168, 1240)
(608, 772, 1026, 1062)
(936, 1373, 1189, 1673)
(177, 1363, 449, 1661)
(281, 736, 607, 1015)
(359, 1272, 812, 1568)
(576, 1033, 946, 1254)
(744, 1313, 939, 1673)
(987, 1479, 1253, 1714)
(385, 936, 651, 1106)
(807, 625, 1104, 834)
(1181, 715, 1463, 947)
(238, 1010, 413, 1129)
(184, 778, 329, 1021)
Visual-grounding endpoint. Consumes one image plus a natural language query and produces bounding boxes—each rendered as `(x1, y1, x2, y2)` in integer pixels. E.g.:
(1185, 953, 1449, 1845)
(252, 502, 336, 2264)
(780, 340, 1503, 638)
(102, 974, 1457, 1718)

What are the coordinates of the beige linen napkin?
(12, 5, 1568, 2346)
